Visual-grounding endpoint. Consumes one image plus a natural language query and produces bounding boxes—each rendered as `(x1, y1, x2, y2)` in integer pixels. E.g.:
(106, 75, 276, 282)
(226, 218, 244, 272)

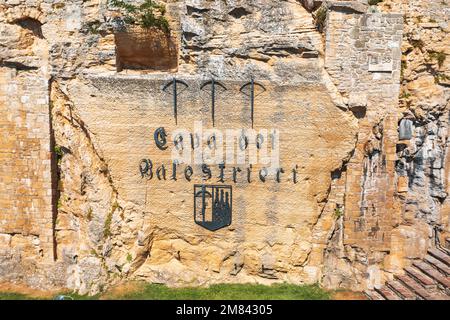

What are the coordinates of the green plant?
(87, 207, 93, 221)
(400, 91, 411, 99)
(401, 60, 407, 79)
(429, 51, 446, 68)
(0, 293, 38, 300)
(54, 145, 65, 166)
(110, 0, 170, 33)
(334, 207, 344, 219)
(314, 6, 327, 32)
(368, 0, 383, 5)
(104, 201, 120, 238)
(54, 145, 63, 157)
(103, 211, 113, 238)
(111, 201, 120, 213)
(84, 20, 102, 34)
(126, 253, 132, 263)
(410, 39, 424, 50)
(434, 73, 450, 84)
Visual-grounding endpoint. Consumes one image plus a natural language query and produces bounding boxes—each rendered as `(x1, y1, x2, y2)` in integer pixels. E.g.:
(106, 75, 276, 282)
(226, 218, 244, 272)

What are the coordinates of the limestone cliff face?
(388, 0, 449, 278)
(0, 0, 447, 294)
(321, 0, 449, 290)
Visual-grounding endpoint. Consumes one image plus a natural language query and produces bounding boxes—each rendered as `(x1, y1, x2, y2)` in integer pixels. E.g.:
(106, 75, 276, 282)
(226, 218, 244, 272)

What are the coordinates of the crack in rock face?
(228, 7, 251, 19)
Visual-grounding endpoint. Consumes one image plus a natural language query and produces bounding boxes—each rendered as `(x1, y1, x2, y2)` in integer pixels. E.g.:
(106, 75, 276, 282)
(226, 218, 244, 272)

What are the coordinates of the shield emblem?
(194, 184, 232, 231)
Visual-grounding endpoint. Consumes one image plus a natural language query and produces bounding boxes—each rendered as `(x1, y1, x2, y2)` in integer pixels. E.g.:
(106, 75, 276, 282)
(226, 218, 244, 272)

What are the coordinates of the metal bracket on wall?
(162, 78, 189, 125)
(200, 78, 227, 127)
(239, 78, 266, 128)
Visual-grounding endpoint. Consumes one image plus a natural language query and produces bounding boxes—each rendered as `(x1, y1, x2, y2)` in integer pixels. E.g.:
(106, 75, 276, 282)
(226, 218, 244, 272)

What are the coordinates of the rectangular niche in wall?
(114, 26, 178, 72)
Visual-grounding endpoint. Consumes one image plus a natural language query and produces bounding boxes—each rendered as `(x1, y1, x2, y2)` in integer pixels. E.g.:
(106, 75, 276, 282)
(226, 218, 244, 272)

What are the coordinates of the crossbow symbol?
(162, 78, 189, 125)
(200, 78, 227, 127)
(239, 78, 266, 128)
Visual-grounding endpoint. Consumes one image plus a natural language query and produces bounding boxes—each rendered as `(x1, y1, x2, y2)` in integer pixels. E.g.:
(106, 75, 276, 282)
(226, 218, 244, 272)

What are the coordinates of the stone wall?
(0, 67, 53, 243)
(321, 5, 404, 289)
(321, 0, 449, 290)
(0, 0, 447, 294)
(0, 7, 55, 284)
(49, 75, 357, 289)
(381, 0, 450, 272)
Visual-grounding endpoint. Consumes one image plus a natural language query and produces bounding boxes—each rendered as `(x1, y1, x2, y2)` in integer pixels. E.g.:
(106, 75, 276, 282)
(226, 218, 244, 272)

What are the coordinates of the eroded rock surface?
(0, 0, 448, 294)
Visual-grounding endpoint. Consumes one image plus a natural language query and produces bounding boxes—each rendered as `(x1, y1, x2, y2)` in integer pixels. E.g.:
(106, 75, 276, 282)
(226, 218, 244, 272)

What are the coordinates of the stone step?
(413, 261, 450, 289)
(404, 266, 436, 289)
(387, 280, 417, 300)
(428, 248, 450, 267)
(365, 290, 385, 300)
(375, 286, 402, 300)
(424, 255, 450, 276)
(395, 274, 439, 300)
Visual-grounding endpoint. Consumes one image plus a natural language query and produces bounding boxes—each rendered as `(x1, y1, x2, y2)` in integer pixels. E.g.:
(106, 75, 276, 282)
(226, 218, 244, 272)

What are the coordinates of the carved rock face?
(114, 26, 178, 72)
(58, 76, 356, 288)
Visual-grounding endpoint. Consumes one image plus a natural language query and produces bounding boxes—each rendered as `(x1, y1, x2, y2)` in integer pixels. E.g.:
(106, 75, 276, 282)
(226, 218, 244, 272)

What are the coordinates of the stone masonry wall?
(321, 0, 449, 290)
(380, 0, 450, 249)
(320, 4, 405, 289)
(0, 8, 55, 284)
(0, 68, 53, 248)
(2, 0, 445, 294)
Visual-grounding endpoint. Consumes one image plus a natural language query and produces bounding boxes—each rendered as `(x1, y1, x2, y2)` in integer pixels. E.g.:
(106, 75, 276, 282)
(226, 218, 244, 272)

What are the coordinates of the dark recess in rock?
(183, 31, 198, 42)
(228, 7, 251, 19)
(350, 105, 367, 119)
(186, 5, 209, 16)
(14, 17, 44, 39)
(0, 61, 39, 71)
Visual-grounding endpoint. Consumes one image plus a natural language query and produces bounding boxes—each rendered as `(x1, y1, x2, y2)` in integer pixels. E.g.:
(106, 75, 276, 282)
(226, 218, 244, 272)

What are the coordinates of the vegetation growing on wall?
(110, 0, 170, 33)
(434, 73, 450, 84)
(54, 145, 64, 164)
(83, 20, 102, 34)
(314, 6, 327, 32)
(86, 207, 93, 221)
(410, 39, 425, 50)
(334, 207, 343, 219)
(103, 201, 120, 238)
(401, 60, 407, 80)
(429, 51, 447, 68)
(368, 0, 383, 5)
